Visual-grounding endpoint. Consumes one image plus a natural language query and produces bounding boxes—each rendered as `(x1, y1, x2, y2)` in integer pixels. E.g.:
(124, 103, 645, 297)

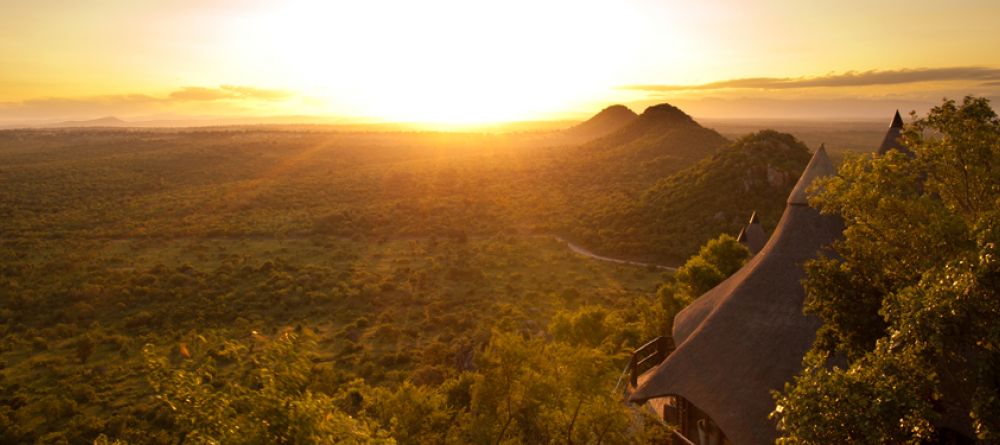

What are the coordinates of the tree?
(549, 306, 615, 348)
(672, 234, 749, 300)
(773, 97, 1000, 443)
(337, 380, 456, 444)
(455, 331, 669, 444)
(143, 332, 394, 444)
(654, 233, 750, 331)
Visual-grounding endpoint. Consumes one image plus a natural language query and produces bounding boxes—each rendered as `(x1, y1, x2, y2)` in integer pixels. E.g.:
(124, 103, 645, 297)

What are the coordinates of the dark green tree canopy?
(774, 97, 1000, 444)
(672, 233, 749, 300)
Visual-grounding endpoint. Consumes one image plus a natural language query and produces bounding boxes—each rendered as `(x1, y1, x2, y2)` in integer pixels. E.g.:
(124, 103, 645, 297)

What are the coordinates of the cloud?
(168, 85, 292, 101)
(635, 96, 935, 120)
(0, 94, 161, 122)
(0, 85, 296, 123)
(625, 92, 1000, 120)
(624, 67, 1000, 92)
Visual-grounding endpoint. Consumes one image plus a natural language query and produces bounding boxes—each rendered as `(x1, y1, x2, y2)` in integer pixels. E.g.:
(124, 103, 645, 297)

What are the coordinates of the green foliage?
(650, 233, 751, 331)
(672, 234, 749, 300)
(350, 381, 454, 444)
(774, 97, 1000, 443)
(93, 434, 131, 445)
(456, 331, 669, 444)
(638, 233, 753, 349)
(144, 332, 394, 444)
(141, 327, 669, 445)
(0, 232, 663, 442)
(571, 130, 809, 262)
(774, 343, 938, 444)
(549, 306, 616, 348)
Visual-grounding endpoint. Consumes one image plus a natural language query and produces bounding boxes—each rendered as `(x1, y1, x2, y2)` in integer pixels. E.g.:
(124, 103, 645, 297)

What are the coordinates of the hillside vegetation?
(567, 130, 811, 262)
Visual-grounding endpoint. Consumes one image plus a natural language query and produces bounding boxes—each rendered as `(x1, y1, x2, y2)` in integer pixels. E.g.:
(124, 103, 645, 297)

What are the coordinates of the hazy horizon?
(0, 100, 959, 132)
(3, 0, 1000, 126)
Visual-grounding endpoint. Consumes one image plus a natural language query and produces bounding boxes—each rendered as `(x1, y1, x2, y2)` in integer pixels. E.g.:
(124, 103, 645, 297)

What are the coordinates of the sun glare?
(227, 0, 641, 124)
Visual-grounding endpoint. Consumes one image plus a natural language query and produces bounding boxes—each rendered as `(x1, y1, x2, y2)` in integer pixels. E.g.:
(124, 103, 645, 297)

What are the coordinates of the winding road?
(544, 235, 678, 272)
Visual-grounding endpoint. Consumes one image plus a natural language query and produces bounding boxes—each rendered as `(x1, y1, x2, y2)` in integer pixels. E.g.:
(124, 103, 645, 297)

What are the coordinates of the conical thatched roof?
(630, 146, 843, 445)
(877, 110, 911, 156)
(738, 211, 767, 254)
(787, 144, 833, 205)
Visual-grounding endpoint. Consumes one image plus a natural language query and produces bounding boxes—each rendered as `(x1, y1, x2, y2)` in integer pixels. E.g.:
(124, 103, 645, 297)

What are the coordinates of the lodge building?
(626, 112, 918, 445)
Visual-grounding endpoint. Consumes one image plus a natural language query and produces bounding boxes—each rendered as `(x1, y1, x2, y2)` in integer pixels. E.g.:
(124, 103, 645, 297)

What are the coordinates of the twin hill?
(566, 103, 730, 188)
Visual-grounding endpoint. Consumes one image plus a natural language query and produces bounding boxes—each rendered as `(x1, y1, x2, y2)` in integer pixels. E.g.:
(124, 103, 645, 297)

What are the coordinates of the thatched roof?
(787, 144, 833, 205)
(877, 110, 911, 156)
(737, 211, 767, 254)
(630, 146, 843, 445)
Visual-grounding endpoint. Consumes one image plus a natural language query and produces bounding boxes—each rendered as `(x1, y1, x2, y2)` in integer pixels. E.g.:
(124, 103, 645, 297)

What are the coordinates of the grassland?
(0, 117, 881, 443)
(0, 128, 675, 443)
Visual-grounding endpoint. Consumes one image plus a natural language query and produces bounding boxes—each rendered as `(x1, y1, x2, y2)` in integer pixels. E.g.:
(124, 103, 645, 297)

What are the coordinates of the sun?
(226, 0, 642, 124)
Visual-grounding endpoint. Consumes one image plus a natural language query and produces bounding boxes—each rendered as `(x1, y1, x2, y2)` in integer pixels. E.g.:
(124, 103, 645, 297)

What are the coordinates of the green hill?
(567, 130, 813, 262)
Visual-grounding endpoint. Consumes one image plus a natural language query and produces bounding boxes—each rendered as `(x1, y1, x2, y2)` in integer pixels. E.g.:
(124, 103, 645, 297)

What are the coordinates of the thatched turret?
(877, 110, 911, 156)
(736, 211, 766, 255)
(630, 145, 843, 445)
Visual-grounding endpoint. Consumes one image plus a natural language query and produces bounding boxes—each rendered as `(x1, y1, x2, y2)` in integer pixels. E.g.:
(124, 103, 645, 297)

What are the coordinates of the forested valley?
(2, 104, 842, 443)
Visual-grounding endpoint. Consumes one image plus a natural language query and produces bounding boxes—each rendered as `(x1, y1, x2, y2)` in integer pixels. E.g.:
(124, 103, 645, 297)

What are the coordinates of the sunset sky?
(2, 0, 999, 125)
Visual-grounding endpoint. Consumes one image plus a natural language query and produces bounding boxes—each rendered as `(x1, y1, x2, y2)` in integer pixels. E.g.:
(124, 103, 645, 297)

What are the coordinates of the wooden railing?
(629, 336, 674, 387)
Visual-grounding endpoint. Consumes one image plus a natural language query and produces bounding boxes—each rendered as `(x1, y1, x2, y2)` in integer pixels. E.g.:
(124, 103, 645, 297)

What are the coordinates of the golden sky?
(2, 0, 1000, 124)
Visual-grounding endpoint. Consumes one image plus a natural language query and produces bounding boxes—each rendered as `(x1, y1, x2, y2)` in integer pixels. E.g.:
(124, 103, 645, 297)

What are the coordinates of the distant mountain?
(568, 130, 813, 262)
(33, 115, 342, 129)
(568, 103, 730, 186)
(590, 103, 727, 157)
(566, 105, 638, 139)
(43, 116, 128, 128)
(595, 103, 702, 145)
(4, 116, 577, 132)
